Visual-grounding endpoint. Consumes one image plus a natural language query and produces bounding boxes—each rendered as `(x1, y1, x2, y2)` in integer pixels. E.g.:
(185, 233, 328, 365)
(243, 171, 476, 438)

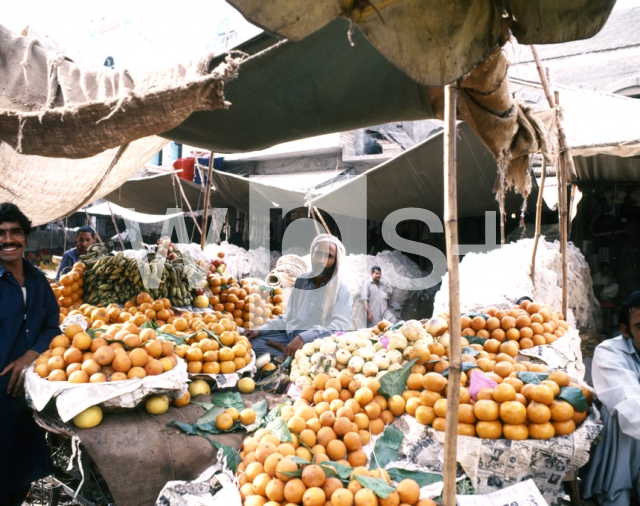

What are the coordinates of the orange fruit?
(303, 487, 326, 506)
(275, 458, 298, 482)
(530, 385, 554, 405)
(492, 383, 516, 403)
(474, 400, 499, 421)
(503, 423, 529, 440)
(476, 421, 502, 439)
(552, 419, 576, 436)
(331, 488, 354, 506)
(354, 489, 377, 506)
(499, 401, 527, 424)
(396, 479, 420, 505)
(527, 402, 551, 423)
(550, 400, 574, 422)
(301, 465, 326, 488)
(529, 421, 555, 439)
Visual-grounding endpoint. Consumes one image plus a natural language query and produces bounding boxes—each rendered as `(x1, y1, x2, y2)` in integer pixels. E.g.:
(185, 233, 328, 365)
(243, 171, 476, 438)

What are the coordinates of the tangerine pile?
(401, 363, 592, 440)
(209, 278, 285, 329)
(236, 426, 434, 506)
(34, 322, 178, 383)
(52, 262, 86, 316)
(175, 318, 253, 375)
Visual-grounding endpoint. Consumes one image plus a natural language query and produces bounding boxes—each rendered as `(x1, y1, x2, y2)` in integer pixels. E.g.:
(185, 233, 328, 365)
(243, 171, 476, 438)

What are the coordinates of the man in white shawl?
(244, 234, 352, 358)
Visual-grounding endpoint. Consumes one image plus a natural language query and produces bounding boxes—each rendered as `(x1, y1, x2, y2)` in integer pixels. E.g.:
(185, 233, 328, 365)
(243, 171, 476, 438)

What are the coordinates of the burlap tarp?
(75, 392, 285, 506)
(0, 23, 240, 159)
(227, 0, 615, 86)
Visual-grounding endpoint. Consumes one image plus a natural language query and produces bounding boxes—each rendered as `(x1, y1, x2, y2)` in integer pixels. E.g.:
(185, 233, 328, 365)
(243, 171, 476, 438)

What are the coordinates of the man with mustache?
(0, 203, 59, 505)
(244, 234, 352, 358)
(56, 225, 96, 279)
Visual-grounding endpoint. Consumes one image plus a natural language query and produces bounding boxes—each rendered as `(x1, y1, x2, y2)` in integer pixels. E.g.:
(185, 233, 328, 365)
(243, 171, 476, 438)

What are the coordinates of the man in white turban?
(244, 234, 352, 358)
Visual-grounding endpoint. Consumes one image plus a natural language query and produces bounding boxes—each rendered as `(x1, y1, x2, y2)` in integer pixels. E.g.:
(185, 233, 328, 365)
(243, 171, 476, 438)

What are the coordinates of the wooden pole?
(84, 209, 104, 244)
(107, 202, 126, 251)
(557, 91, 569, 318)
(530, 159, 547, 284)
(530, 45, 577, 179)
(201, 152, 215, 251)
(173, 173, 203, 236)
(443, 83, 461, 506)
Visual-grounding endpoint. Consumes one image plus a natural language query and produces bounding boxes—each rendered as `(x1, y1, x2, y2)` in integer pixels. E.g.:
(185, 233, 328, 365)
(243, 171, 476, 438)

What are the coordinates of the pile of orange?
(175, 318, 253, 375)
(401, 361, 592, 440)
(459, 300, 569, 351)
(236, 416, 434, 506)
(208, 277, 284, 329)
(34, 322, 178, 383)
(52, 262, 86, 317)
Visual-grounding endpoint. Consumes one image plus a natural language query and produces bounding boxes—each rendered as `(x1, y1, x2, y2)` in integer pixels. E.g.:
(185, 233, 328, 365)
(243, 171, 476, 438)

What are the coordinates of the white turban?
(309, 234, 346, 324)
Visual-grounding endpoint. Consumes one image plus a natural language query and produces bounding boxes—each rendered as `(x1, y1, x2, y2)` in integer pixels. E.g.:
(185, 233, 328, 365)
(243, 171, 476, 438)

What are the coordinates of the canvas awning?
(228, 0, 616, 86)
(85, 202, 185, 224)
(208, 123, 543, 220)
(102, 173, 228, 215)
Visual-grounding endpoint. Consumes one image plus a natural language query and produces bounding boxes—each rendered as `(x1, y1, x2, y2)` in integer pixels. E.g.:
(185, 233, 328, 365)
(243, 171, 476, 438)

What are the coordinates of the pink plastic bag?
(468, 369, 498, 400)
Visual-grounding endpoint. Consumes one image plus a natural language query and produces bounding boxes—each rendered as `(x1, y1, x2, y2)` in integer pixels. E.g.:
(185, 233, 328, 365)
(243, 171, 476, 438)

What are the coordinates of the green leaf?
(516, 372, 550, 384)
(461, 346, 480, 357)
(167, 420, 198, 435)
(281, 469, 304, 479)
(441, 362, 479, 378)
(289, 456, 313, 466)
(558, 387, 588, 413)
(197, 405, 225, 426)
(244, 399, 269, 431)
(266, 417, 293, 443)
(204, 437, 241, 472)
(465, 336, 488, 346)
(354, 476, 395, 499)
(86, 328, 106, 339)
(191, 401, 215, 410)
(264, 403, 286, 424)
(387, 468, 443, 487)
(212, 392, 245, 411)
(379, 358, 418, 399)
(389, 320, 405, 332)
(156, 331, 186, 346)
(141, 320, 158, 330)
(320, 462, 353, 481)
(369, 425, 404, 470)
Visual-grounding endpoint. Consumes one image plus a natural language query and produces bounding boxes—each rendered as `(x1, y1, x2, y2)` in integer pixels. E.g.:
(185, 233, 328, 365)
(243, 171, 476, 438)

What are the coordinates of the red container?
(173, 157, 196, 182)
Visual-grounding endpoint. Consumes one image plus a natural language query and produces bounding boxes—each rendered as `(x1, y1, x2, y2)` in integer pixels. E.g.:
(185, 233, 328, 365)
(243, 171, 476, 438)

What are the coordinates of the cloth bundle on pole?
(0, 23, 240, 158)
(266, 255, 308, 288)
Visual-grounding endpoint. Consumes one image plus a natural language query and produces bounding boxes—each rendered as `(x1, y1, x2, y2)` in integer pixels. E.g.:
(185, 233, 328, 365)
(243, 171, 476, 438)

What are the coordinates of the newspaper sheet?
(189, 350, 256, 389)
(25, 360, 188, 422)
(456, 479, 548, 506)
(518, 328, 585, 381)
(155, 458, 242, 506)
(393, 406, 602, 506)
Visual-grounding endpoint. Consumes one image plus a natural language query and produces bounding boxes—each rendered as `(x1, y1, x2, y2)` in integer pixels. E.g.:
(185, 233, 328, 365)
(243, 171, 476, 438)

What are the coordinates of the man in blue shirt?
(0, 203, 59, 505)
(56, 225, 96, 279)
(244, 234, 352, 358)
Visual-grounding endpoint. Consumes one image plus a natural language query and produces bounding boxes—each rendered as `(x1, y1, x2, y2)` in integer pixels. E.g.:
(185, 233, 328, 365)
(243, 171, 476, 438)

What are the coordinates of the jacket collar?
(609, 335, 639, 356)
(0, 258, 36, 279)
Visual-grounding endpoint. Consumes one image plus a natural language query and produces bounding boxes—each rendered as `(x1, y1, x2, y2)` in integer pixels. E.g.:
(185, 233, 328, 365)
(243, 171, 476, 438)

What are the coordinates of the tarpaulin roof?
(0, 23, 239, 159)
(85, 202, 185, 224)
(162, 18, 435, 153)
(208, 123, 542, 220)
(102, 173, 227, 215)
(228, 0, 616, 86)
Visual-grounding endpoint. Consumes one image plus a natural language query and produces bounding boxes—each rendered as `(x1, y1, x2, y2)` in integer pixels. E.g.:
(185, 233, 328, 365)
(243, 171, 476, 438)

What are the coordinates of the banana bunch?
(80, 244, 206, 307)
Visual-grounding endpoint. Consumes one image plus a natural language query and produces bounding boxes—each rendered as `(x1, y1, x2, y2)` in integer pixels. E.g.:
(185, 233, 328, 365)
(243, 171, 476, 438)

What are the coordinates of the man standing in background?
(361, 266, 395, 325)
(56, 225, 96, 279)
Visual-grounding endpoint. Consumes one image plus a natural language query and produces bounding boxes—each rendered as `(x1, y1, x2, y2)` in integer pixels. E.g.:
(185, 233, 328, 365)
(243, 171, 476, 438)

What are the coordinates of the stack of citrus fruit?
(52, 262, 86, 319)
(209, 278, 284, 329)
(236, 426, 435, 506)
(175, 318, 253, 375)
(400, 362, 591, 440)
(34, 322, 179, 383)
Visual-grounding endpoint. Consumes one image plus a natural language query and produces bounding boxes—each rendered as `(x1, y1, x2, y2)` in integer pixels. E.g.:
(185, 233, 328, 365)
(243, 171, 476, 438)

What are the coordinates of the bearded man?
(244, 234, 351, 358)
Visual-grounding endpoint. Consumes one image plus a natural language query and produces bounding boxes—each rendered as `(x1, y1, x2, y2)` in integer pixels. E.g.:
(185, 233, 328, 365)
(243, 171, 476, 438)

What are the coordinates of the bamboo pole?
(530, 159, 547, 284)
(84, 209, 104, 244)
(173, 173, 203, 236)
(530, 46, 576, 179)
(443, 83, 462, 506)
(201, 152, 215, 251)
(556, 93, 569, 317)
(313, 206, 331, 235)
(107, 202, 126, 250)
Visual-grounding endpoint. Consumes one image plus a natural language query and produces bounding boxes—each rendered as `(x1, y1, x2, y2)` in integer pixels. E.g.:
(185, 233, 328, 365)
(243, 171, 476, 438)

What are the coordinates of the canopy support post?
(201, 152, 215, 251)
(443, 83, 461, 506)
(173, 173, 203, 236)
(530, 159, 547, 284)
(107, 202, 126, 251)
(84, 209, 104, 245)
